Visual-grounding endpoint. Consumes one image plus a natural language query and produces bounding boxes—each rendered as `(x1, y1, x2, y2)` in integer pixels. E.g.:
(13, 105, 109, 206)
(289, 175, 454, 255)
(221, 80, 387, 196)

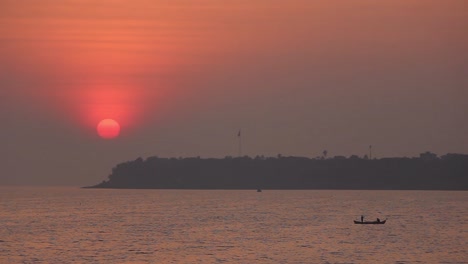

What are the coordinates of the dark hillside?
(87, 153, 468, 190)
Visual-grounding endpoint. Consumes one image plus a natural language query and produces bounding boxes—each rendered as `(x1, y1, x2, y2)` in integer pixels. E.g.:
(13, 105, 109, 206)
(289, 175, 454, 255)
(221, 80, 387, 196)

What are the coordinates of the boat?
(354, 219, 386, 224)
(257, 189, 262, 192)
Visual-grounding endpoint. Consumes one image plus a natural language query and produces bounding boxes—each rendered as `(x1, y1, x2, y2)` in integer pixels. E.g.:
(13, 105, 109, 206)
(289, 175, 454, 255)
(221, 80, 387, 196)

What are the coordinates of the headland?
(86, 153, 468, 190)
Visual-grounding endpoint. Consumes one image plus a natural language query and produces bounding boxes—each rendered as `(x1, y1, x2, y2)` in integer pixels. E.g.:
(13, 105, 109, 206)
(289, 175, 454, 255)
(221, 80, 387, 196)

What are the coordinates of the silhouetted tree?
(419, 151, 438, 161)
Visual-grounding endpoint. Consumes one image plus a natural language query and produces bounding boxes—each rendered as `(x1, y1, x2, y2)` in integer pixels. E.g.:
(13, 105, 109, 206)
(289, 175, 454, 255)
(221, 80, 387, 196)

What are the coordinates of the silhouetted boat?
(354, 219, 386, 224)
(257, 189, 262, 192)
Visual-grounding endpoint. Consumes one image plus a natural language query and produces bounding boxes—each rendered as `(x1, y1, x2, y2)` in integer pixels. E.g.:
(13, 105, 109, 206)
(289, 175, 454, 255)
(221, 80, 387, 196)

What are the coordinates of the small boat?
(257, 189, 262, 192)
(354, 219, 386, 224)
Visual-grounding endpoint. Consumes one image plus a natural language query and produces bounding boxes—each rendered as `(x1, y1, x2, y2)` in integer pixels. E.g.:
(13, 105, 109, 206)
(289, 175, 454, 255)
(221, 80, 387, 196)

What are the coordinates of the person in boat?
(377, 218, 380, 223)
(361, 215, 364, 222)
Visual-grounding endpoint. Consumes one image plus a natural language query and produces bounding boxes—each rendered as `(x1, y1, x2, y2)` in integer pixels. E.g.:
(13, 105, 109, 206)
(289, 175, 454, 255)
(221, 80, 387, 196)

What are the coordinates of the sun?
(97, 119, 120, 139)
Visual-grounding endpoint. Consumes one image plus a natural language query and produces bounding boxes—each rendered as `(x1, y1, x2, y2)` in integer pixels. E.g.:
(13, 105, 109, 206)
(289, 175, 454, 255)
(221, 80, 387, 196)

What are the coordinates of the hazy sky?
(1, 0, 467, 186)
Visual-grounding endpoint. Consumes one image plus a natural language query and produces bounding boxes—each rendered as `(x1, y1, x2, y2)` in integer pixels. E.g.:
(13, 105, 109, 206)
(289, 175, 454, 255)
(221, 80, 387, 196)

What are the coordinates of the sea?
(0, 187, 466, 264)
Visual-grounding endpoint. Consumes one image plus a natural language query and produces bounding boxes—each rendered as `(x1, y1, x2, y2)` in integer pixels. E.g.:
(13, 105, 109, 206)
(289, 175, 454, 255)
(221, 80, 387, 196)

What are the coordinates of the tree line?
(87, 153, 468, 190)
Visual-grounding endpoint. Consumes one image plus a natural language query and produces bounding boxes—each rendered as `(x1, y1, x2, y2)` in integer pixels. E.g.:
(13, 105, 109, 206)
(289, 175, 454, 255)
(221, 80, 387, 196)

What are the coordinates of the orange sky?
(1, 0, 467, 185)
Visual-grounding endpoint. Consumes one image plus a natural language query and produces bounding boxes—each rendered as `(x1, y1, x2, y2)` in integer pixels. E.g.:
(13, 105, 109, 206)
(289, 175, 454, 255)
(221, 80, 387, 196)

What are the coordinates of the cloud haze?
(1, 0, 467, 185)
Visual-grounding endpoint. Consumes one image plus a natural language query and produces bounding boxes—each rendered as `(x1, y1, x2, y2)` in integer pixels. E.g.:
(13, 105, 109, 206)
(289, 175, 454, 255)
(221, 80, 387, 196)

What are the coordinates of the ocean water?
(0, 187, 466, 263)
